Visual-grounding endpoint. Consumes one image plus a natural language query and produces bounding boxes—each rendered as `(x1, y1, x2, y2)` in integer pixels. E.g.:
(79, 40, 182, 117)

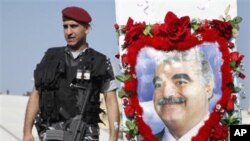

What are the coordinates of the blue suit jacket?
(155, 129, 164, 141)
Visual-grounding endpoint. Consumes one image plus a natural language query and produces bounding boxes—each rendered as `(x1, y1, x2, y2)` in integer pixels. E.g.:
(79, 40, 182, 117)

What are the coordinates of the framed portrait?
(115, 9, 245, 141)
(135, 42, 223, 134)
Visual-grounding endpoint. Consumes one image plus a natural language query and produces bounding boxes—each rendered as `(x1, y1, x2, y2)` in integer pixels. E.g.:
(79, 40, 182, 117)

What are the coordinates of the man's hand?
(23, 133, 35, 141)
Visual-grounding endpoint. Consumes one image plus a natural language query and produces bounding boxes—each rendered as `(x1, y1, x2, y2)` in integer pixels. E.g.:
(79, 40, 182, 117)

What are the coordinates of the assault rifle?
(43, 80, 92, 141)
(63, 79, 92, 141)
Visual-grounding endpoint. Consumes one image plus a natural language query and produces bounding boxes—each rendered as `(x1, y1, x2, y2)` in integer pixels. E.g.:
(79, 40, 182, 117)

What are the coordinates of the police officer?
(23, 6, 120, 141)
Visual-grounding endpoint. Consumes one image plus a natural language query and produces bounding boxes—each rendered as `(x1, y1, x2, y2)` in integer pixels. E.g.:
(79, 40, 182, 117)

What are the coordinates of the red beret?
(62, 6, 92, 23)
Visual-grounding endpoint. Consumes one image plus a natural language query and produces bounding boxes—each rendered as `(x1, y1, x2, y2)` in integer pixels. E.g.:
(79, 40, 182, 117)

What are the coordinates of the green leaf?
(121, 44, 125, 49)
(228, 115, 240, 125)
(231, 23, 240, 31)
(227, 82, 241, 93)
(223, 113, 240, 125)
(118, 90, 128, 98)
(232, 16, 243, 24)
(229, 61, 236, 69)
(115, 30, 120, 38)
(143, 25, 152, 36)
(115, 74, 131, 82)
(132, 127, 138, 135)
(125, 120, 136, 130)
(233, 86, 241, 93)
(192, 24, 199, 31)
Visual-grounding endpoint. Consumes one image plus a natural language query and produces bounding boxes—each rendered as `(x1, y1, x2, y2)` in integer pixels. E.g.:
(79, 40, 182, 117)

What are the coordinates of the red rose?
(238, 72, 246, 79)
(211, 19, 233, 39)
(121, 54, 129, 64)
(228, 42, 235, 49)
(231, 95, 237, 101)
(226, 99, 234, 112)
(160, 12, 191, 43)
(230, 52, 244, 64)
(152, 23, 162, 36)
(125, 133, 132, 139)
(198, 20, 210, 31)
(114, 23, 119, 29)
(121, 27, 127, 33)
(123, 98, 129, 105)
(210, 124, 228, 141)
(123, 79, 137, 93)
(124, 105, 135, 118)
(192, 135, 206, 141)
(123, 17, 134, 33)
(115, 53, 120, 59)
(124, 22, 145, 47)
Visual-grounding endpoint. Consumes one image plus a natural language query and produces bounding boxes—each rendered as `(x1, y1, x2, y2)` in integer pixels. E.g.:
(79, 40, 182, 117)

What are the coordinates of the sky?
(0, 0, 250, 109)
(0, 0, 119, 95)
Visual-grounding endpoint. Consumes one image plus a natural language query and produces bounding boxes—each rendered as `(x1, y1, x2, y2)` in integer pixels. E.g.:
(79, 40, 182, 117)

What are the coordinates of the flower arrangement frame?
(115, 6, 245, 141)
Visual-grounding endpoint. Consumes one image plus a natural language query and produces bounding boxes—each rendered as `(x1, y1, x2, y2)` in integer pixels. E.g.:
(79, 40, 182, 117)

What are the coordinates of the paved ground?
(0, 95, 123, 141)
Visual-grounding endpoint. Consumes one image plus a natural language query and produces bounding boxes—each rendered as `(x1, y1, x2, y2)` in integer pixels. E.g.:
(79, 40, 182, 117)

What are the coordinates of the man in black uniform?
(23, 6, 120, 141)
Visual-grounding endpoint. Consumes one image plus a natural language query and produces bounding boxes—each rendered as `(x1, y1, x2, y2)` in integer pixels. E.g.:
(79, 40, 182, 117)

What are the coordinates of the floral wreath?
(115, 6, 245, 141)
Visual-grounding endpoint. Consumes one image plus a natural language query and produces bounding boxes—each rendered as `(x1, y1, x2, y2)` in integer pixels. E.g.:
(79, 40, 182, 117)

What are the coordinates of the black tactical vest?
(34, 47, 112, 125)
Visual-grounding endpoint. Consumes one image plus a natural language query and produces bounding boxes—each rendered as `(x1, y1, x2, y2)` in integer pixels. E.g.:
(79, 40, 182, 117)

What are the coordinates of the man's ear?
(85, 25, 91, 34)
(206, 79, 214, 100)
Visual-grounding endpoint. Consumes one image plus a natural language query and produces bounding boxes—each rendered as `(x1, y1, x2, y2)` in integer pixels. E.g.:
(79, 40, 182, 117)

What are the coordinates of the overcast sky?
(0, 0, 250, 109)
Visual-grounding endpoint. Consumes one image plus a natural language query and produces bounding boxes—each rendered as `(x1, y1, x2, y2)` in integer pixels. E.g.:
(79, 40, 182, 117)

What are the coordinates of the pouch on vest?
(40, 90, 60, 121)
(34, 56, 65, 122)
(34, 59, 65, 90)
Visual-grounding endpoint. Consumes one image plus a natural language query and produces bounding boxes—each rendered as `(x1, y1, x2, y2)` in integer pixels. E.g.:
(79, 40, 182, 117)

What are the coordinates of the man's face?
(153, 60, 212, 130)
(63, 20, 89, 48)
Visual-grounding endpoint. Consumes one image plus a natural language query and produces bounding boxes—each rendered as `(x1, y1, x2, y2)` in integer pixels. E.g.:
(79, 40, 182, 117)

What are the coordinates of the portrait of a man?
(135, 43, 222, 140)
(153, 46, 214, 140)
